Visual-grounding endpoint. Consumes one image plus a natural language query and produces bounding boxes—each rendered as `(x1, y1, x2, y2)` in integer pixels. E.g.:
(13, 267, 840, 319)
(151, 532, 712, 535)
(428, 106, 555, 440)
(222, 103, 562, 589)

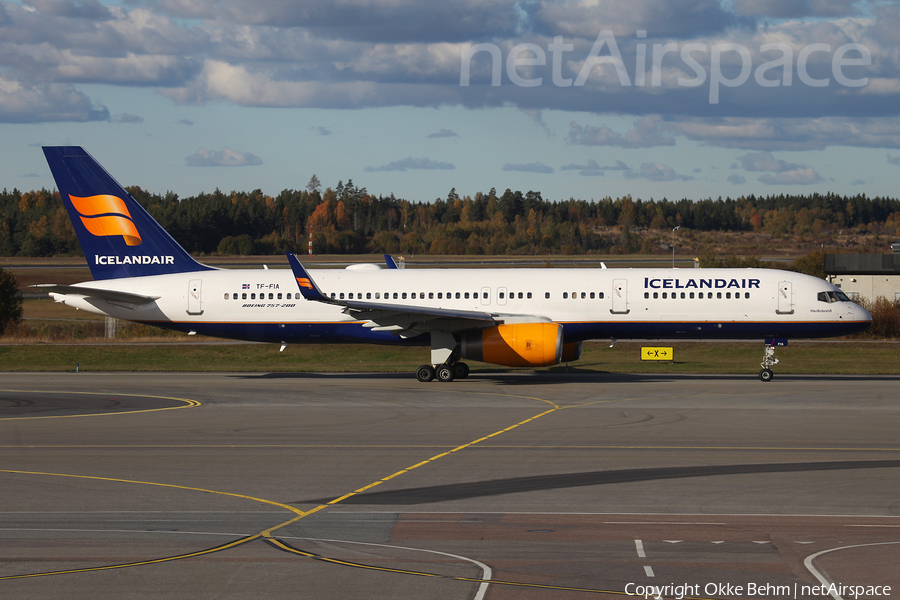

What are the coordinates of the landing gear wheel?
(416, 365, 435, 382)
(436, 364, 455, 382)
(759, 368, 773, 382)
(452, 362, 469, 379)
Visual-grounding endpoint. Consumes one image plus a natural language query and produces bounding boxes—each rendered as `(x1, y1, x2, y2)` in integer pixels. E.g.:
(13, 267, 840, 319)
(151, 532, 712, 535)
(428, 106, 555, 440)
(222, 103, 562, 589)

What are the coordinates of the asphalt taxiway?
(2, 372, 899, 599)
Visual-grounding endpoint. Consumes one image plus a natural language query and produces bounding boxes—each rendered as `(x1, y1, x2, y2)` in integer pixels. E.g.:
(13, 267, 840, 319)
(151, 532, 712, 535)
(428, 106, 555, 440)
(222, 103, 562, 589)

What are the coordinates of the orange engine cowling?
(461, 323, 563, 367)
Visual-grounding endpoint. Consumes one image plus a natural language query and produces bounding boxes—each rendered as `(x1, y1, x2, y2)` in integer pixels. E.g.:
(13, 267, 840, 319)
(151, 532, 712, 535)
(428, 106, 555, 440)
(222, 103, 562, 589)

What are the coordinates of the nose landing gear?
(759, 338, 786, 382)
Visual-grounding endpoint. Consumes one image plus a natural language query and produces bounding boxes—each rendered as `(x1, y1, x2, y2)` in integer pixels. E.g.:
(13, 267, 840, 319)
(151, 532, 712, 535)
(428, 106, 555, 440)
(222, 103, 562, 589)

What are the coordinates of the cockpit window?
(818, 290, 853, 303)
(834, 289, 851, 302)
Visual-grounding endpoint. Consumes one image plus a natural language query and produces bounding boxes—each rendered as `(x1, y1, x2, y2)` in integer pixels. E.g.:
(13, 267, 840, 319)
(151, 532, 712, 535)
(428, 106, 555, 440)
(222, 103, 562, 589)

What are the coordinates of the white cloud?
(624, 162, 694, 182)
(427, 128, 458, 138)
(185, 147, 262, 167)
(736, 151, 823, 185)
(502, 161, 554, 174)
(566, 116, 675, 148)
(0, 76, 108, 123)
(364, 157, 455, 172)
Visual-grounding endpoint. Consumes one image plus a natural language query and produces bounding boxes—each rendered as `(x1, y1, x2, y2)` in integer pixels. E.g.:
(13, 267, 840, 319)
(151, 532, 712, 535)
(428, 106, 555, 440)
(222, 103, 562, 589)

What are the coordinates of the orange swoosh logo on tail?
(69, 194, 142, 246)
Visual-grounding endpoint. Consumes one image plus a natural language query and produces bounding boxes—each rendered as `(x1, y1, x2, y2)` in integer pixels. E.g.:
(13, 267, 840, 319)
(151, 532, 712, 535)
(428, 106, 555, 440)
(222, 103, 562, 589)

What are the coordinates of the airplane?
(35, 146, 872, 382)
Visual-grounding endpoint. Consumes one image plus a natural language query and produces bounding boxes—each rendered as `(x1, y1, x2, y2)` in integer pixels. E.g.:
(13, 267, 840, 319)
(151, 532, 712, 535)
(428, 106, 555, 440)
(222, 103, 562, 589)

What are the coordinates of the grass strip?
(1, 342, 897, 374)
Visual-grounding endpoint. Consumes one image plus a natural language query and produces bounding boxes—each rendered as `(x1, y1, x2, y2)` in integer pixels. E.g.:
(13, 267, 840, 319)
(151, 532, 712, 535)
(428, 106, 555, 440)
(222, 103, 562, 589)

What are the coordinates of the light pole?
(672, 226, 680, 268)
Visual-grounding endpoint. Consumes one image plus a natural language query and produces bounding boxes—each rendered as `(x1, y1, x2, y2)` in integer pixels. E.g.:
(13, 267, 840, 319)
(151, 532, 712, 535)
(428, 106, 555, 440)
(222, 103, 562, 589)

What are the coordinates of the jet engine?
(461, 323, 563, 367)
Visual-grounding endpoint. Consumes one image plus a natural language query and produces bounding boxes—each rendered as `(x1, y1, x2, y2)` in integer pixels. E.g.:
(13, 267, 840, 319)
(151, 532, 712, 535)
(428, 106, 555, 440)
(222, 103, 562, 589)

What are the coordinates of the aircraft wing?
(31, 284, 160, 306)
(286, 253, 499, 337)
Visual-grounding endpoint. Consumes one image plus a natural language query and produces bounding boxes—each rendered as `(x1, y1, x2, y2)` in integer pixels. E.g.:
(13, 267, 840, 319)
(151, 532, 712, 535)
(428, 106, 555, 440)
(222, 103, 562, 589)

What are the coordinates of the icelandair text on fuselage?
(644, 277, 761, 290)
(625, 582, 891, 599)
(95, 255, 175, 265)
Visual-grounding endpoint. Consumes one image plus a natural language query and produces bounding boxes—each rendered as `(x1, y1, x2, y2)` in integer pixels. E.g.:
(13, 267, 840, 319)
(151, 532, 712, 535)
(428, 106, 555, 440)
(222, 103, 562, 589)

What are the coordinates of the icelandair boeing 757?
(36, 146, 871, 382)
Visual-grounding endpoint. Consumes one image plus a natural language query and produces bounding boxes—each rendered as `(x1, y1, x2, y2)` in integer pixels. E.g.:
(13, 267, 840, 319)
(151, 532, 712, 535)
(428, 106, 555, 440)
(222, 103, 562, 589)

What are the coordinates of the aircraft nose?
(855, 303, 873, 322)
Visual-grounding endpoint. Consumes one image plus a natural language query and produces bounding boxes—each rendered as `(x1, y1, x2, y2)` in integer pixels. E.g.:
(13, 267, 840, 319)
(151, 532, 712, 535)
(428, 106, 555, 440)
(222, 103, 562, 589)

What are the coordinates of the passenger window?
(499, 292, 505, 299)
(242, 293, 247, 299)
(745, 292, 750, 299)
(653, 292, 658, 299)
(366, 292, 371, 299)
(232, 293, 238, 300)
(340, 292, 345, 299)
(402, 292, 407, 299)
(517, 292, 522, 299)
(474, 292, 478, 299)
(662, 292, 667, 299)
(348, 293, 353, 299)
(689, 292, 694, 299)
(698, 292, 703, 299)
(375, 292, 380, 299)
(590, 292, 595, 299)
(726, 292, 731, 299)
(465, 292, 470, 299)
(717, 292, 722, 299)
(224, 293, 229, 299)
(393, 292, 398, 299)
(680, 292, 685, 299)
(526, 292, 531, 299)
(563, 292, 568, 299)
(287, 293, 292, 299)
(455, 292, 460, 299)
(599, 292, 604, 299)
(572, 292, 576, 299)
(429, 292, 434, 299)
(438, 292, 442, 299)
(251, 293, 256, 299)
(644, 292, 649, 299)
(581, 292, 586, 299)
(277, 293, 282, 300)
(545, 292, 550, 299)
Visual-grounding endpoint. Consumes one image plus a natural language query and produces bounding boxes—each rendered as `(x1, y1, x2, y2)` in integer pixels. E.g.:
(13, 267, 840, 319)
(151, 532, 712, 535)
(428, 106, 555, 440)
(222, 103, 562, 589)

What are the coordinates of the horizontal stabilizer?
(31, 284, 160, 305)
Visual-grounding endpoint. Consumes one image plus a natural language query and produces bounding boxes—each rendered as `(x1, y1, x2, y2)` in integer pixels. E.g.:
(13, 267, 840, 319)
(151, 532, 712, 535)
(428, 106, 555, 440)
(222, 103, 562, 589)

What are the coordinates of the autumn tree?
(0, 267, 23, 335)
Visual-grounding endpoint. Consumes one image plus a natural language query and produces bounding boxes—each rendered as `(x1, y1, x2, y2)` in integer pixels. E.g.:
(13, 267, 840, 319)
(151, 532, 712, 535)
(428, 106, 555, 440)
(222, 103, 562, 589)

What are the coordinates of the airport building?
(825, 244, 900, 303)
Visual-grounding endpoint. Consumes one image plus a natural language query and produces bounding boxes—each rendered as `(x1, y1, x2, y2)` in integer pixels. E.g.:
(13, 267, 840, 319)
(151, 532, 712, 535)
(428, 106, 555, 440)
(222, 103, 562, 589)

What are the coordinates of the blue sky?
(2, 0, 900, 203)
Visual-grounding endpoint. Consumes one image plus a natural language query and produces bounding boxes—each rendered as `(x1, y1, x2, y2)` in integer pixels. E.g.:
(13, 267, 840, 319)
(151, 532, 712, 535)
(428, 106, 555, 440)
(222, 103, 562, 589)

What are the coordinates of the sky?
(2, 0, 900, 204)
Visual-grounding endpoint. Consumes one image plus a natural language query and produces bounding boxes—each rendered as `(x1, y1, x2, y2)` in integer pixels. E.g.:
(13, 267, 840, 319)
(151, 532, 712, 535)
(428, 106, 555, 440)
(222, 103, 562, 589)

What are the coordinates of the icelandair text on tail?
(95, 255, 175, 265)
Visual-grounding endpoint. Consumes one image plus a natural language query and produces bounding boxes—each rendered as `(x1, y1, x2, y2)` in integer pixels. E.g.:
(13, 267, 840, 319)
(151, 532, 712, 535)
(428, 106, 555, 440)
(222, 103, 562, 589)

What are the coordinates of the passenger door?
(187, 279, 203, 315)
(611, 279, 629, 314)
(776, 281, 793, 314)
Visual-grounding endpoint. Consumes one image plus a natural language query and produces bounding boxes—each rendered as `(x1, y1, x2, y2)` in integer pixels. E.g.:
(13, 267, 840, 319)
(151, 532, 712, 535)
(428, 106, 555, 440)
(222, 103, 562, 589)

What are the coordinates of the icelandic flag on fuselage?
(43, 146, 213, 281)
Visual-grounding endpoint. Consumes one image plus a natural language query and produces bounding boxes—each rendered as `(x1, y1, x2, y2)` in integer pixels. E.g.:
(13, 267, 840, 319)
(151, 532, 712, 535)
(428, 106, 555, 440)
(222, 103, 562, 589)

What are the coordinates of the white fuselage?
(51, 265, 872, 344)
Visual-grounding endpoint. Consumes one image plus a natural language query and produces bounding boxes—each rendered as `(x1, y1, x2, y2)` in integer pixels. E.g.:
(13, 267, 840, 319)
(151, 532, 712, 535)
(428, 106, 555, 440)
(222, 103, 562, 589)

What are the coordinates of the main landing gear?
(759, 339, 784, 382)
(416, 362, 470, 383)
(417, 331, 470, 382)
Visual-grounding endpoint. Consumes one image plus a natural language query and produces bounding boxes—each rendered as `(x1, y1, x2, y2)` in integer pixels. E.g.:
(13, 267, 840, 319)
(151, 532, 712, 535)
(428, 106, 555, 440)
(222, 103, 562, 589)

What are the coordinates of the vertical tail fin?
(43, 146, 213, 280)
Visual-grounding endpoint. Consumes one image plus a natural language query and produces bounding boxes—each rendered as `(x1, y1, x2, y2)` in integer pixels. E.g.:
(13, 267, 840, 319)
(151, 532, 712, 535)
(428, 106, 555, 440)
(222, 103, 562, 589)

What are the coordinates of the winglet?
(384, 254, 399, 269)
(286, 253, 335, 304)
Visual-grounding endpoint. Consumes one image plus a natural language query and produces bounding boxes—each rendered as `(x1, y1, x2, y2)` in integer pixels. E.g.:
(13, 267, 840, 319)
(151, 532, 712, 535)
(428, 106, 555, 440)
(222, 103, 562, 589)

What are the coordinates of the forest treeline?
(3, 180, 900, 257)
